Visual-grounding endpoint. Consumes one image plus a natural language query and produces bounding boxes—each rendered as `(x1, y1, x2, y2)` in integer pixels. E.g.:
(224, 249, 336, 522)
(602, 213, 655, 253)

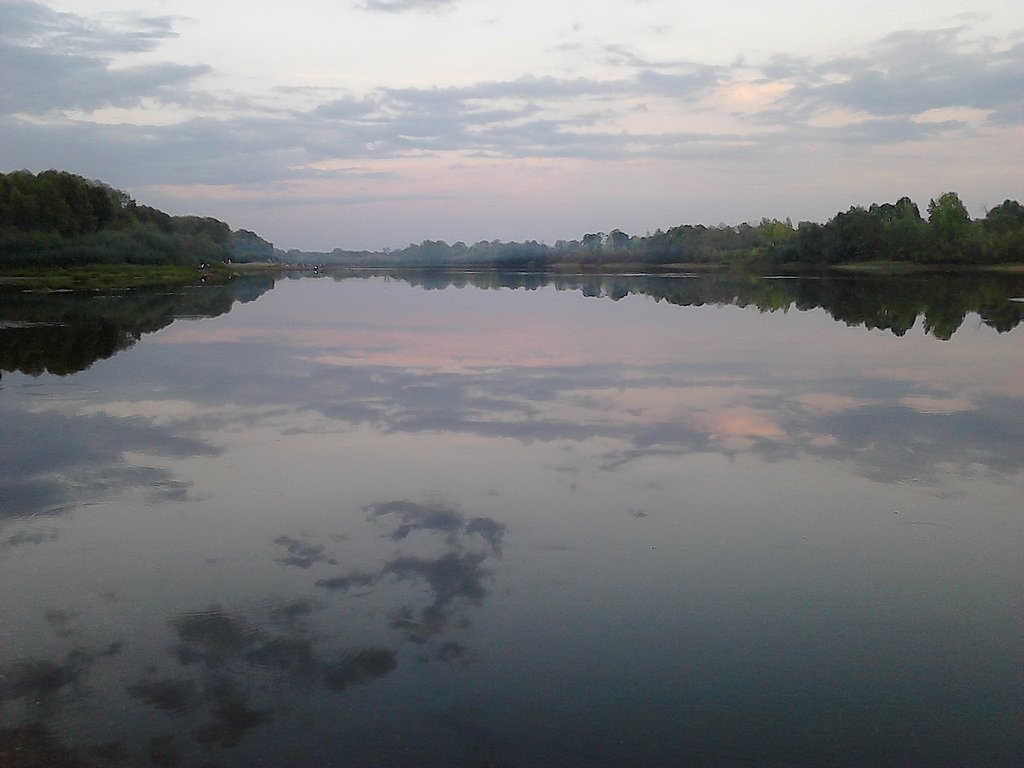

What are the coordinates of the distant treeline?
(311, 192, 1024, 268)
(3, 170, 1022, 270)
(0, 170, 274, 267)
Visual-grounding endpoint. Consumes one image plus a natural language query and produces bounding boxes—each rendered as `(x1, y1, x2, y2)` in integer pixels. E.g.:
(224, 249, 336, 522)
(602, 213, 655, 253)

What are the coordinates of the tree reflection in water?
(0, 272, 1019, 767)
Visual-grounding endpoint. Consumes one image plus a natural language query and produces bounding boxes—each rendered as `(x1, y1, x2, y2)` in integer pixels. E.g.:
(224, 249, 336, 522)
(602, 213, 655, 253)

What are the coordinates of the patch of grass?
(0, 262, 240, 291)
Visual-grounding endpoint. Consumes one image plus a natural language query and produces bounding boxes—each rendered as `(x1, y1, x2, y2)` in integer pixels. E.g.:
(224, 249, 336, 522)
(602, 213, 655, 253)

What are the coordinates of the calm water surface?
(0, 273, 1021, 767)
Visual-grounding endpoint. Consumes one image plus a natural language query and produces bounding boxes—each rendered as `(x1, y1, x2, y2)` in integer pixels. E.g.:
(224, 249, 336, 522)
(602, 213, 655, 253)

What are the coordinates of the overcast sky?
(1, 0, 1021, 250)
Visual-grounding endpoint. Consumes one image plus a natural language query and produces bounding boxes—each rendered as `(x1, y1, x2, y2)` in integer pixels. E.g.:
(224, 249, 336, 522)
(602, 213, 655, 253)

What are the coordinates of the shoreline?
(2, 260, 1021, 291)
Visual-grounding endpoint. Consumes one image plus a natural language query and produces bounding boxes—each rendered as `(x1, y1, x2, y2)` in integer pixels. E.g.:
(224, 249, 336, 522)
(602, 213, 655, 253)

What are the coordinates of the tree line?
(317, 192, 1023, 268)
(3, 170, 1021, 269)
(0, 170, 274, 267)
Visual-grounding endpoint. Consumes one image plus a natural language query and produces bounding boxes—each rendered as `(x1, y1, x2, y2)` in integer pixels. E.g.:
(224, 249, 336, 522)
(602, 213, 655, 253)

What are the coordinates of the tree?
(581, 233, 603, 251)
(981, 200, 1024, 263)
(927, 192, 971, 261)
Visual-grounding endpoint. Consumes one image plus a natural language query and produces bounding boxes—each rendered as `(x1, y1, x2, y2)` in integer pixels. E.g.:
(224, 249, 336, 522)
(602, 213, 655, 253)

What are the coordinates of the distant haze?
(1, 0, 1021, 250)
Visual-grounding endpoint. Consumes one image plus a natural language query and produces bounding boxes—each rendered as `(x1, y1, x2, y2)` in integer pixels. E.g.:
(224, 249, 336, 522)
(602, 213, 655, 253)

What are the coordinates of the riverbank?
(0, 261, 314, 291)
(3, 259, 1021, 292)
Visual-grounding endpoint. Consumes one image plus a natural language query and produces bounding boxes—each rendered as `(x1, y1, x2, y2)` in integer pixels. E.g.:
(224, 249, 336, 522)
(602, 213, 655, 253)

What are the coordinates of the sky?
(1, 0, 1021, 251)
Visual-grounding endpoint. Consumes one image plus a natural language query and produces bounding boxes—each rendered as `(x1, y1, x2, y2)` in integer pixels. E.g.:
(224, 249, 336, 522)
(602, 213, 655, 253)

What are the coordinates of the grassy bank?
(3, 259, 1020, 292)
(0, 261, 303, 291)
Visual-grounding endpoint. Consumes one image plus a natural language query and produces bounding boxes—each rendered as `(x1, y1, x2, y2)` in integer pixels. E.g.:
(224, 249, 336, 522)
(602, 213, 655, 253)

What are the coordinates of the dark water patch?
(272, 535, 330, 569)
(315, 570, 378, 592)
(127, 678, 197, 715)
(322, 648, 397, 692)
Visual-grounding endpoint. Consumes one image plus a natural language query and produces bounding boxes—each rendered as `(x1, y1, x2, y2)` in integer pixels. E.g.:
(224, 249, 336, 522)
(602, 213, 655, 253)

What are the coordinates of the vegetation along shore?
(1, 169, 1021, 288)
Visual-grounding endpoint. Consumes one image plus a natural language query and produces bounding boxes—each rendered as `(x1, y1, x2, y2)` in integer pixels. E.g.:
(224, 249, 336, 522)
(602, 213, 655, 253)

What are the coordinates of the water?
(1, 272, 1021, 767)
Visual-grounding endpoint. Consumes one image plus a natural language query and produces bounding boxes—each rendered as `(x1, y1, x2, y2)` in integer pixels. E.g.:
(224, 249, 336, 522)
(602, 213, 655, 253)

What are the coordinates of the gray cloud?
(358, 0, 457, 12)
(0, 1, 179, 54)
(4, 10, 1015, 193)
(2, 5, 1018, 247)
(0, 2, 208, 115)
(635, 66, 721, 97)
(0, 117, 306, 187)
(0, 42, 208, 114)
(757, 27, 1023, 128)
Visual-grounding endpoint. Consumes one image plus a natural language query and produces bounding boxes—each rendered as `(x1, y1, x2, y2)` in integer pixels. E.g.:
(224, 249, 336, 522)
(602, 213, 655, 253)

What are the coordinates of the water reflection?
(313, 499, 505, 646)
(0, 275, 274, 377)
(0, 495, 506, 764)
(0, 400, 215, 520)
(0, 277, 275, 520)
(0, 274, 1020, 766)
(373, 269, 1024, 339)
(2, 272, 1020, 385)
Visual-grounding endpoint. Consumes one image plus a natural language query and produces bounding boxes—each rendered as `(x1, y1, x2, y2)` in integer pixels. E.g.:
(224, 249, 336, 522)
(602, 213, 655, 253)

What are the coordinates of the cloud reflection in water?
(0, 274, 1020, 766)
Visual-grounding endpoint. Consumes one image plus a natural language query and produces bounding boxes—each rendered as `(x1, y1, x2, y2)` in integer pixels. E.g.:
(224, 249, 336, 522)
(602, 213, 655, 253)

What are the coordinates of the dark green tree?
(927, 192, 971, 261)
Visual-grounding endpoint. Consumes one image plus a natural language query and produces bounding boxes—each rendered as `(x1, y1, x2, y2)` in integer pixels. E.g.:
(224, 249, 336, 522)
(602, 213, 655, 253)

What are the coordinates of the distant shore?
(5, 259, 1024, 292)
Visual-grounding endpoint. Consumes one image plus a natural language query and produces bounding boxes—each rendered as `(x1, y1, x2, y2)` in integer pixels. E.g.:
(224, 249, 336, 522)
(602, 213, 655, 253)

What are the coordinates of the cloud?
(635, 66, 722, 98)
(755, 27, 1023, 129)
(0, 43, 209, 115)
(3, 8, 1016, 212)
(0, 2, 1020, 249)
(358, 0, 457, 13)
(0, 1, 179, 54)
(0, 1, 209, 115)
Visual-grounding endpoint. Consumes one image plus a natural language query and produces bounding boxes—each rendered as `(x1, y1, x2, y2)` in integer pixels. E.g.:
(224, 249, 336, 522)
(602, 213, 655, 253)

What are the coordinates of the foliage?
(312, 192, 1023, 269)
(3, 170, 1021, 270)
(0, 170, 273, 268)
